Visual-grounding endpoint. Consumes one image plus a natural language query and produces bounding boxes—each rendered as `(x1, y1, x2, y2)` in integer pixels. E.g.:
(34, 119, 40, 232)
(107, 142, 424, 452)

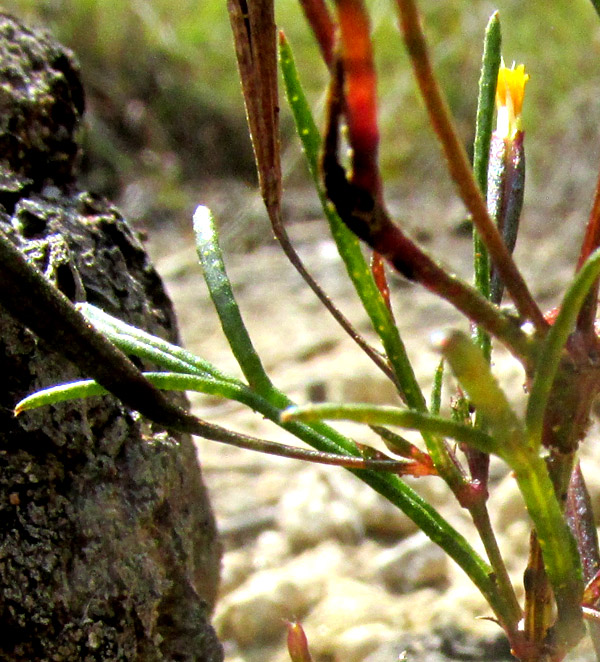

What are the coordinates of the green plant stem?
(469, 501, 522, 628)
(283, 403, 498, 453)
(467, 14, 507, 606)
(394, 0, 547, 334)
(512, 450, 584, 648)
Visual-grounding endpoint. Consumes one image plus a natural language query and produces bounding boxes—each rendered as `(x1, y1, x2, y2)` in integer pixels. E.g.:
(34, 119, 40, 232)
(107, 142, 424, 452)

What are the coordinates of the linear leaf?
(194, 205, 273, 394)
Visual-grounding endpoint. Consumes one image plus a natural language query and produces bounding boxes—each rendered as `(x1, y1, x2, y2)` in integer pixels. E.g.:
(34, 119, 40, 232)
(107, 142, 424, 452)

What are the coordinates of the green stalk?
(283, 402, 497, 452)
(430, 359, 444, 415)
(512, 450, 584, 647)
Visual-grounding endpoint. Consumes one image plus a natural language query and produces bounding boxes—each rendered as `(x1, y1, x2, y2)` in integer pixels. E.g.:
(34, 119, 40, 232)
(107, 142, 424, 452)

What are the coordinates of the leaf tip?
(280, 406, 298, 423)
(192, 205, 213, 238)
(13, 399, 29, 416)
(430, 329, 456, 354)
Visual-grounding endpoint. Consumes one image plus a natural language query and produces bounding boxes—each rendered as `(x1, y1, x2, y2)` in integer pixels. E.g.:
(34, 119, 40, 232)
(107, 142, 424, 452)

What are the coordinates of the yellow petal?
(496, 63, 529, 138)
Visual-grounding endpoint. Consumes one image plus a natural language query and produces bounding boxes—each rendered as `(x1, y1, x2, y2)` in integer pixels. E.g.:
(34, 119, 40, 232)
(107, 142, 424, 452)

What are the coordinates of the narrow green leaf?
(371, 425, 429, 462)
(526, 248, 600, 449)
(472, 12, 501, 199)
(16, 379, 108, 413)
(78, 303, 240, 385)
(16, 372, 264, 415)
(193, 205, 273, 394)
(430, 358, 444, 415)
(472, 12, 501, 357)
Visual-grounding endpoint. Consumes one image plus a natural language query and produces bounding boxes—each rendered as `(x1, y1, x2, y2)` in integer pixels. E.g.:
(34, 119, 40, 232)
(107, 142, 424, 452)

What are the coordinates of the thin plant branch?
(298, 0, 336, 68)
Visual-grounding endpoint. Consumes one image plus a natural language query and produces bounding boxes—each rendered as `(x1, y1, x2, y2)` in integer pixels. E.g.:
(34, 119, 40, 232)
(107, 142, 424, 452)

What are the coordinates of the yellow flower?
(495, 63, 529, 138)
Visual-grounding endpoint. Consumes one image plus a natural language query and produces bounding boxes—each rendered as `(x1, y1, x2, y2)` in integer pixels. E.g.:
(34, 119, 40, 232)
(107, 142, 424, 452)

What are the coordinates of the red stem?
(576, 166, 600, 335)
(335, 0, 381, 196)
(299, 0, 336, 68)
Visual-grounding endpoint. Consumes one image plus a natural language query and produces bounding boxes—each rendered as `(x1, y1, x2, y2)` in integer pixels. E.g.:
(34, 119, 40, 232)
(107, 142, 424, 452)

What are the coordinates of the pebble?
(370, 531, 449, 593)
(276, 467, 366, 549)
(216, 542, 348, 647)
(332, 624, 399, 662)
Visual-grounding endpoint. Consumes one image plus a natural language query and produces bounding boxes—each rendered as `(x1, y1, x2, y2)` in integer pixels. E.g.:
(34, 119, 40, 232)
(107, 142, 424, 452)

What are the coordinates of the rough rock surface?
(0, 13, 221, 661)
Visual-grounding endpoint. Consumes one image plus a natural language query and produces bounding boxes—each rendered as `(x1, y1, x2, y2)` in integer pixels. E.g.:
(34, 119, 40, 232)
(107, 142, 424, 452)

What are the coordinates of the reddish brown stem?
(576, 166, 600, 335)
(299, 0, 336, 68)
(395, 0, 547, 333)
(335, 0, 381, 196)
(322, 120, 533, 363)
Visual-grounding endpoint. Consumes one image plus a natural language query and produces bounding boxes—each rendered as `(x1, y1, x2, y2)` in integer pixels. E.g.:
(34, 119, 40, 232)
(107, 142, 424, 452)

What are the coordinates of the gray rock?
(0, 13, 221, 661)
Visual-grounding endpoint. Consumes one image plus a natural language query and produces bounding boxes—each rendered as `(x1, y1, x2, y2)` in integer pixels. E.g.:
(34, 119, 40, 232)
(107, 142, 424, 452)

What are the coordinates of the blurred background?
(2, 0, 600, 249)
